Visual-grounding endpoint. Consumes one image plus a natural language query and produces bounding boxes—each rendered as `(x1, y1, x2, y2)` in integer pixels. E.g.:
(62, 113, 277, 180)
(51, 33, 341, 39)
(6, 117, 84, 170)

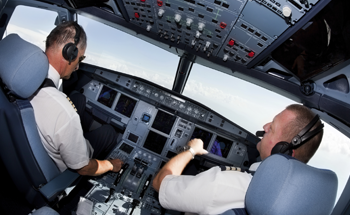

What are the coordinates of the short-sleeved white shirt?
(159, 162, 260, 215)
(30, 65, 93, 172)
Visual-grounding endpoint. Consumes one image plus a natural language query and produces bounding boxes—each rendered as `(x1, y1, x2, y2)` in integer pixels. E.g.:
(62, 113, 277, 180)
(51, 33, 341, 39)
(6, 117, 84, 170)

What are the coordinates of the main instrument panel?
(81, 69, 256, 214)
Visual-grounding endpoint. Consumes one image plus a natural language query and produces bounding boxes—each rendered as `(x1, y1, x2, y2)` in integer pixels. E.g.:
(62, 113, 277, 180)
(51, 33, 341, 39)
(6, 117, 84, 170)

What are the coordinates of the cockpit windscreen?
(191, 127, 213, 149)
(115, 94, 137, 118)
(151, 110, 176, 135)
(97, 85, 117, 108)
(143, 130, 167, 155)
(210, 136, 233, 158)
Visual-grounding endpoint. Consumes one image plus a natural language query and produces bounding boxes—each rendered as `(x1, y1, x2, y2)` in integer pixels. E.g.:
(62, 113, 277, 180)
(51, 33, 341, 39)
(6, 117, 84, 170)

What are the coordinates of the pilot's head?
(257, 104, 323, 163)
(45, 21, 87, 79)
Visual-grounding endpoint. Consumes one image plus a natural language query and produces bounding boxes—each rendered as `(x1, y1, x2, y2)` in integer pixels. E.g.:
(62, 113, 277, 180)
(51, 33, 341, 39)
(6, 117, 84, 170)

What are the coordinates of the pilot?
(152, 104, 323, 214)
(30, 21, 123, 176)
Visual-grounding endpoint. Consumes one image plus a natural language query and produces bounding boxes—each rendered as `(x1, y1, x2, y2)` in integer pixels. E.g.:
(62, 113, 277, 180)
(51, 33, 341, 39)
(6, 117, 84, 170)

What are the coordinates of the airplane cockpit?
(0, 0, 350, 214)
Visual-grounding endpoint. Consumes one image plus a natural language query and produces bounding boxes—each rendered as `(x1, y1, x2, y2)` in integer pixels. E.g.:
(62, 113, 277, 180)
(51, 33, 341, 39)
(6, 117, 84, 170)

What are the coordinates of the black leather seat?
(0, 34, 80, 207)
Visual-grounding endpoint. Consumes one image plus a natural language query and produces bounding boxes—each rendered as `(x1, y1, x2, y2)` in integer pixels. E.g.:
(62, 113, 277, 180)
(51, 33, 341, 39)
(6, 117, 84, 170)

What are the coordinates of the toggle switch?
(158, 9, 165, 17)
(174, 14, 182, 23)
(198, 22, 205, 31)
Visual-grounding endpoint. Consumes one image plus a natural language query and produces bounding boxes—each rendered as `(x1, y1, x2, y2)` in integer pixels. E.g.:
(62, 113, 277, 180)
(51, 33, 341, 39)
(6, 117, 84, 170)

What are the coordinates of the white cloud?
(5, 24, 47, 50)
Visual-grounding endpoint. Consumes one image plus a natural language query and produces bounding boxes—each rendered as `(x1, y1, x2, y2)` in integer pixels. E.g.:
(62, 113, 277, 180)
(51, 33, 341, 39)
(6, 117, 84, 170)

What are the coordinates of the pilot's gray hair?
(46, 21, 87, 51)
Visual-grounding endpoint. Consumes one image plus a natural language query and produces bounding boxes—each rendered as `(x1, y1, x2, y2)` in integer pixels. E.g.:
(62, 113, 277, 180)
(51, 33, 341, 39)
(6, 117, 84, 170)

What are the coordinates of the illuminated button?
(248, 51, 255, 58)
(134, 12, 140, 19)
(220, 22, 227, 29)
(140, 0, 145, 2)
(228, 39, 234, 46)
(157, 0, 163, 6)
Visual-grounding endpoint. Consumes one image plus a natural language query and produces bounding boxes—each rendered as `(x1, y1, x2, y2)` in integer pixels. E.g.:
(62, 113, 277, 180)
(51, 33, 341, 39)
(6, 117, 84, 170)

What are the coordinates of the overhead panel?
(121, 0, 320, 65)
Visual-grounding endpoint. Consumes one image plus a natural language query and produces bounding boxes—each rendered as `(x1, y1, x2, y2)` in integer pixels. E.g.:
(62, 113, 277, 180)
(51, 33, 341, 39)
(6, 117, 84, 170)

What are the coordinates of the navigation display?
(143, 131, 167, 155)
(191, 127, 213, 149)
(210, 136, 233, 158)
(151, 110, 176, 135)
(97, 85, 117, 108)
(115, 94, 137, 117)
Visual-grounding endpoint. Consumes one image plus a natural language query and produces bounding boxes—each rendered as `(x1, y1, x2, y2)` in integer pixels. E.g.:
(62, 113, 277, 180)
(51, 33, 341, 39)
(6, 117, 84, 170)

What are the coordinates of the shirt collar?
(47, 64, 60, 89)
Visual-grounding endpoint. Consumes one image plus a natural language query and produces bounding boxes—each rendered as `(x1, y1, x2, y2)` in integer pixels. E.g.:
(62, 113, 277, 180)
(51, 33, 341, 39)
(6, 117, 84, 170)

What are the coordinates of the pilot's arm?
(152, 139, 253, 214)
(152, 138, 208, 192)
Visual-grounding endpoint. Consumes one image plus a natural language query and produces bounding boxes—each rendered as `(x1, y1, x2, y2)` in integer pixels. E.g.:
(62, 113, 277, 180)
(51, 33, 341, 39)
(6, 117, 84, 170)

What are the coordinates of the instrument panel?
(81, 69, 254, 214)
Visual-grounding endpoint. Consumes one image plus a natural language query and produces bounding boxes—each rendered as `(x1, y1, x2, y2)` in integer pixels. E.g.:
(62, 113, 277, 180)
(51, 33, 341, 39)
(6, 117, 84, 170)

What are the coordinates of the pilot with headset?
(30, 21, 123, 176)
(153, 104, 324, 214)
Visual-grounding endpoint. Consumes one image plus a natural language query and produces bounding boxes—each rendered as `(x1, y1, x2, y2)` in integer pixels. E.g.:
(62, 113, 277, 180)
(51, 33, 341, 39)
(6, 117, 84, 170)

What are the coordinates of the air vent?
(323, 74, 349, 93)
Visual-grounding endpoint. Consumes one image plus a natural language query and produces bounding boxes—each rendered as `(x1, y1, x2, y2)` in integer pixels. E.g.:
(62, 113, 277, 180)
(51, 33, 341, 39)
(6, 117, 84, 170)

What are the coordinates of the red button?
(228, 39, 234, 46)
(248, 51, 255, 58)
(134, 12, 140, 18)
(220, 22, 227, 29)
(140, 0, 145, 2)
(157, 0, 163, 6)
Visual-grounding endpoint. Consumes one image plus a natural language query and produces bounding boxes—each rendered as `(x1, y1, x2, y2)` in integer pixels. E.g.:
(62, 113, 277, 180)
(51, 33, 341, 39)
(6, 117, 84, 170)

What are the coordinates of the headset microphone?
(256, 130, 265, 137)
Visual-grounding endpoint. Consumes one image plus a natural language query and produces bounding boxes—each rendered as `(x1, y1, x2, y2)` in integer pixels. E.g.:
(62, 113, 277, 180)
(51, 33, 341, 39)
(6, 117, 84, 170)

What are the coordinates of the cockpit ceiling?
(60, 0, 350, 82)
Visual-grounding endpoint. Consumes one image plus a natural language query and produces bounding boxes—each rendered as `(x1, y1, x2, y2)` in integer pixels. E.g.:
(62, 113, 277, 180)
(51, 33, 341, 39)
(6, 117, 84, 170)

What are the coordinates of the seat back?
(221, 154, 338, 215)
(246, 154, 338, 215)
(0, 34, 62, 206)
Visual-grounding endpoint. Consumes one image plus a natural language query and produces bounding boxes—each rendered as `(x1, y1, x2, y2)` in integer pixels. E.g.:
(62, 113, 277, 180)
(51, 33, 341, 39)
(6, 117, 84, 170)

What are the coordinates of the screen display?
(151, 110, 176, 135)
(210, 136, 233, 158)
(114, 94, 137, 118)
(142, 114, 151, 123)
(191, 127, 213, 149)
(119, 142, 134, 154)
(143, 131, 167, 155)
(128, 133, 139, 143)
(97, 85, 117, 108)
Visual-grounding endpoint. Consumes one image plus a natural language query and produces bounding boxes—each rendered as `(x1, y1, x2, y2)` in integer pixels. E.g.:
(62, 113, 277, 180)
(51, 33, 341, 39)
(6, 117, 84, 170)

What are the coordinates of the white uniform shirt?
(30, 65, 93, 172)
(159, 162, 261, 215)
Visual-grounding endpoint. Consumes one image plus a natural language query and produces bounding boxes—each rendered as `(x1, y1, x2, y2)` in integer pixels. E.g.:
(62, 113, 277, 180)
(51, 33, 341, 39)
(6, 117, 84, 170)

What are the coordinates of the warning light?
(228, 39, 235, 46)
(157, 0, 163, 6)
(248, 51, 255, 58)
(140, 0, 146, 2)
(134, 12, 140, 19)
(220, 22, 227, 29)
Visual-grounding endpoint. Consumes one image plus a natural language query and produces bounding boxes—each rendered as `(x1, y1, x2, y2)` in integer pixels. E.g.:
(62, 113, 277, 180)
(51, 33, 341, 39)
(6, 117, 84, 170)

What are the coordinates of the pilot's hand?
(109, 159, 124, 172)
(188, 138, 208, 155)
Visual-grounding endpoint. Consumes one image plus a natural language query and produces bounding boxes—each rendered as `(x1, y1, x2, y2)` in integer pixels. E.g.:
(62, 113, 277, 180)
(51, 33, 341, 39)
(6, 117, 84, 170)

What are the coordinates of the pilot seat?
(0, 34, 80, 208)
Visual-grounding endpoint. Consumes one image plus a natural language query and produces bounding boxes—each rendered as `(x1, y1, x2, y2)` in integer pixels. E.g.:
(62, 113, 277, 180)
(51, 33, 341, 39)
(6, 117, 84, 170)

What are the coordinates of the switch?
(220, 22, 227, 29)
(195, 31, 201, 38)
(158, 9, 165, 17)
(248, 51, 255, 58)
(228, 39, 234, 46)
(282, 6, 292, 18)
(198, 22, 205, 31)
(174, 14, 182, 23)
(223, 54, 229, 62)
(157, 0, 163, 7)
(146, 24, 152, 32)
(203, 41, 210, 51)
(186, 18, 193, 27)
(134, 12, 140, 19)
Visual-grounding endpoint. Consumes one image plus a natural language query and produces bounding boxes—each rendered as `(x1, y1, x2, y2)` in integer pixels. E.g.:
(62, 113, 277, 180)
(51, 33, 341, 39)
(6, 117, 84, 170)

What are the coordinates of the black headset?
(62, 22, 81, 64)
(256, 114, 324, 156)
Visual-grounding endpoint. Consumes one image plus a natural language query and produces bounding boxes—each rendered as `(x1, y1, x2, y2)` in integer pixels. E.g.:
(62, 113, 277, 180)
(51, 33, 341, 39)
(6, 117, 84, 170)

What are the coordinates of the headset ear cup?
(62, 42, 78, 62)
(271, 141, 293, 156)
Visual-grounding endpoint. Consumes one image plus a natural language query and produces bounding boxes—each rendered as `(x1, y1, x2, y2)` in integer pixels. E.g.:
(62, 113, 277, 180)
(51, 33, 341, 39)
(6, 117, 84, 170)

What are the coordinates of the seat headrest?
(246, 154, 338, 215)
(0, 34, 48, 98)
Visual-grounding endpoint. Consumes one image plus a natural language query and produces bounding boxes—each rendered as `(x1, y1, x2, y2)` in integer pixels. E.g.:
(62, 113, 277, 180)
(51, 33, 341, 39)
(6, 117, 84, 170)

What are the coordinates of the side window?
(3, 5, 58, 50)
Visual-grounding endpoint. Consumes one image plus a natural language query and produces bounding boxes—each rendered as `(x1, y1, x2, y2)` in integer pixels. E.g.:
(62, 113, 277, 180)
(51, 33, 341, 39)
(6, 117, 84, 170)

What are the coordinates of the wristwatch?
(180, 145, 196, 160)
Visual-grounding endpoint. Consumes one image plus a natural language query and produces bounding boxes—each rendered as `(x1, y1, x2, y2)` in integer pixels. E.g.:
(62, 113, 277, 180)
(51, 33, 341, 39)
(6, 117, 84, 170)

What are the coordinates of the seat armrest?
(39, 169, 80, 202)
